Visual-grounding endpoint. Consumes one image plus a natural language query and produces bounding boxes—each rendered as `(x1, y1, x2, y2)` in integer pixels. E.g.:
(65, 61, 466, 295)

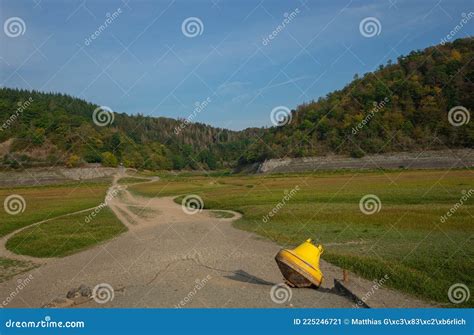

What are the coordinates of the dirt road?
(0, 174, 429, 308)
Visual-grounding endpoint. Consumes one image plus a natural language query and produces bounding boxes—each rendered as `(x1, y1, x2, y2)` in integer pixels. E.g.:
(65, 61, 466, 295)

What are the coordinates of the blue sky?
(1, 0, 473, 129)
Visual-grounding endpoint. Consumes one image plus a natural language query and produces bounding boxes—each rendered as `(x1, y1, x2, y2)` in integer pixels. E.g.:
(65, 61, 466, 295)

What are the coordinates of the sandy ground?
(0, 174, 431, 308)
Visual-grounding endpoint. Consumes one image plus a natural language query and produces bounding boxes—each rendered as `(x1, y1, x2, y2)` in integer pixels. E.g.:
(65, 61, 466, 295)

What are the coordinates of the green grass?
(130, 169, 474, 307)
(118, 177, 150, 184)
(0, 181, 111, 237)
(6, 208, 126, 258)
(208, 210, 235, 219)
(0, 257, 37, 282)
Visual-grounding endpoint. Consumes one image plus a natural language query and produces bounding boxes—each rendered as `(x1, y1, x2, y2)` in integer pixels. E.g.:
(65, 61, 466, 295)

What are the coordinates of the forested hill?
(239, 37, 473, 164)
(0, 38, 473, 170)
(0, 88, 262, 170)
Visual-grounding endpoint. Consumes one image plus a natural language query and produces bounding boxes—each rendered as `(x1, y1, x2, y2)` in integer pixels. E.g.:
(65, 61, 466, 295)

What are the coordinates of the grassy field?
(117, 176, 151, 184)
(209, 210, 236, 219)
(0, 181, 112, 237)
(0, 180, 125, 278)
(6, 208, 126, 258)
(130, 169, 474, 307)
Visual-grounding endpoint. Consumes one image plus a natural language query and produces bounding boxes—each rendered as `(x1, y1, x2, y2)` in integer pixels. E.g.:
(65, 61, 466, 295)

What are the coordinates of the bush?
(350, 147, 365, 158)
(66, 154, 82, 168)
(101, 151, 118, 167)
(83, 150, 102, 163)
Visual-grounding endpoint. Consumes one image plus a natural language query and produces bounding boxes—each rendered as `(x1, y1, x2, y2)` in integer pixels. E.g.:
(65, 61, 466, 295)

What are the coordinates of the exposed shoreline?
(257, 149, 474, 174)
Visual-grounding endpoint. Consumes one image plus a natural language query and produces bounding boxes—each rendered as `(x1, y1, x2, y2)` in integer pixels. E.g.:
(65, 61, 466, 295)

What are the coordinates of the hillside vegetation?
(0, 38, 472, 170)
(0, 89, 261, 170)
(240, 38, 473, 163)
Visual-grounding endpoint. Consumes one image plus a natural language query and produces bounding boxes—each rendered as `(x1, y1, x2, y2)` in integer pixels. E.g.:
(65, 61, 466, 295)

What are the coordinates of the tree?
(101, 152, 118, 167)
(66, 154, 82, 168)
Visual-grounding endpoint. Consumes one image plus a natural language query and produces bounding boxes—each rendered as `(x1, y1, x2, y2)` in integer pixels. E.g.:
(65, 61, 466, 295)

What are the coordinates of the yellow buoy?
(275, 239, 324, 288)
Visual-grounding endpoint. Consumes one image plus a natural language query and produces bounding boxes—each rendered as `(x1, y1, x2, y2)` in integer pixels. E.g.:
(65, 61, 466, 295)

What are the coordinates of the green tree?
(101, 152, 118, 167)
(66, 154, 82, 168)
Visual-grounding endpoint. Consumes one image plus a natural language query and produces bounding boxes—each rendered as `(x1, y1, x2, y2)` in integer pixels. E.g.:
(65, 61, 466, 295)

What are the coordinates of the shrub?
(101, 151, 118, 167)
(66, 154, 82, 168)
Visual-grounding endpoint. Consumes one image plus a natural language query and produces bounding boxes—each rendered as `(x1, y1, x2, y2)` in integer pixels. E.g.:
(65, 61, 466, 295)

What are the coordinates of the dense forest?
(0, 38, 472, 170)
(0, 89, 262, 170)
